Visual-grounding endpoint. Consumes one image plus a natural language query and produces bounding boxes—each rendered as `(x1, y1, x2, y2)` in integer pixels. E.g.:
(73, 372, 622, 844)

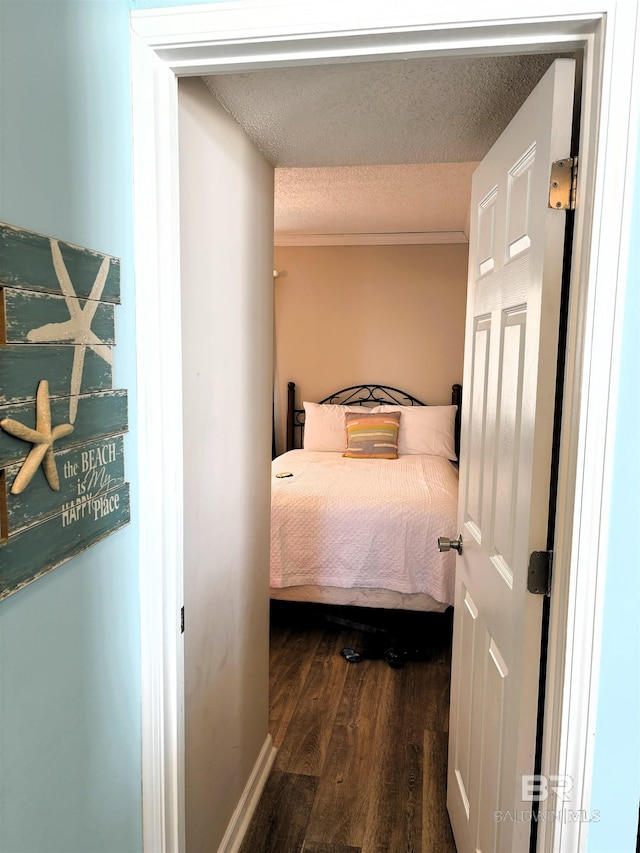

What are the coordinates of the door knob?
(438, 534, 463, 554)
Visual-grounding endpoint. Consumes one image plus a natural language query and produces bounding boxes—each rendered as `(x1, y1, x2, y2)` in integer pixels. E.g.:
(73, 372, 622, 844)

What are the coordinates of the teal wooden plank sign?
(0, 222, 129, 601)
(0, 390, 128, 468)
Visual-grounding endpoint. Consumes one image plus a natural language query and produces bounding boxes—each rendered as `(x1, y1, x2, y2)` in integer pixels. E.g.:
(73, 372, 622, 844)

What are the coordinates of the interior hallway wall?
(178, 77, 274, 852)
(0, 2, 141, 851)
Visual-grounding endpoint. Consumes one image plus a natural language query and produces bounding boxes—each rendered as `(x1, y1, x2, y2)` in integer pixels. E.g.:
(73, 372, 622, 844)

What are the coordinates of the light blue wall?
(0, 2, 141, 851)
(587, 129, 640, 852)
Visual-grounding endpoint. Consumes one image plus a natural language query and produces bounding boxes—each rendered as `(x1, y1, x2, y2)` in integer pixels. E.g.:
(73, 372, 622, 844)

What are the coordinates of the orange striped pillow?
(343, 411, 401, 459)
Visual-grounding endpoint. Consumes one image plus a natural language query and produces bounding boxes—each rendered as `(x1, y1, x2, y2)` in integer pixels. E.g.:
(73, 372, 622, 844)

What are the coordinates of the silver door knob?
(438, 534, 463, 554)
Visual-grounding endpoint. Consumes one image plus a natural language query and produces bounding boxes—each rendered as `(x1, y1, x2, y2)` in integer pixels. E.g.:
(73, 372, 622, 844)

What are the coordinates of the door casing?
(129, 2, 640, 851)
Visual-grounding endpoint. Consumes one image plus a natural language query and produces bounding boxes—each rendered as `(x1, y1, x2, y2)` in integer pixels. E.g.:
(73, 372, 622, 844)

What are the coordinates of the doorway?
(130, 5, 638, 852)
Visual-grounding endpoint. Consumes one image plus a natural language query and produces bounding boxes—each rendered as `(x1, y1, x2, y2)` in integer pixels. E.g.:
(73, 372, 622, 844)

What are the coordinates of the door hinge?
(549, 157, 578, 211)
(528, 551, 553, 595)
(180, 605, 185, 634)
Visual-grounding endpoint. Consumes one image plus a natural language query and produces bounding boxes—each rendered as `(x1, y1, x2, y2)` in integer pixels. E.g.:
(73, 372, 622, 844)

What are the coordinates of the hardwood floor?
(240, 601, 457, 853)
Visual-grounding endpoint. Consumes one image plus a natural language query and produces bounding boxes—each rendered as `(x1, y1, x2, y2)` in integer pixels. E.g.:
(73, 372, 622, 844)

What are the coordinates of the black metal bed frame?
(286, 381, 462, 458)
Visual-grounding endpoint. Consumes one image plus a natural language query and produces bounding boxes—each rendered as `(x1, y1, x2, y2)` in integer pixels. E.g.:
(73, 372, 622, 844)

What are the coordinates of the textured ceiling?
(274, 163, 478, 239)
(202, 53, 566, 239)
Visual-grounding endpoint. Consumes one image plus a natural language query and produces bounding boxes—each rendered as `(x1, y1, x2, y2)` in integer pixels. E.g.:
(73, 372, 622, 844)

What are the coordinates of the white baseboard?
(217, 734, 276, 853)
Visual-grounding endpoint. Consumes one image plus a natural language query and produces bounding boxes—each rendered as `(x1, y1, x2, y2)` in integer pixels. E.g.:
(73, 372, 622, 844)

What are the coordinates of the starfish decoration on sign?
(0, 380, 74, 495)
(26, 238, 113, 423)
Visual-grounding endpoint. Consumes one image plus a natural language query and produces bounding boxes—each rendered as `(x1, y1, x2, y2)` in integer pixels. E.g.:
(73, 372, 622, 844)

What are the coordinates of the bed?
(270, 382, 462, 613)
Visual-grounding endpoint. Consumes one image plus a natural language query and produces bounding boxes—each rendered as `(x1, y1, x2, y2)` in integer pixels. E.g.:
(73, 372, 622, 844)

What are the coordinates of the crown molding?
(274, 231, 468, 246)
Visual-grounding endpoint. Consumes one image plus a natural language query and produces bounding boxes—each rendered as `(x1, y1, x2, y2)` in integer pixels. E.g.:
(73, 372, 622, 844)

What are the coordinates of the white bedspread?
(270, 450, 458, 606)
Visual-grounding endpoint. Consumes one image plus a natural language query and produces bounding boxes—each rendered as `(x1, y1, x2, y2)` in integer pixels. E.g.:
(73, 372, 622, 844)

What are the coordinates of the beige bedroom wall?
(273, 243, 468, 455)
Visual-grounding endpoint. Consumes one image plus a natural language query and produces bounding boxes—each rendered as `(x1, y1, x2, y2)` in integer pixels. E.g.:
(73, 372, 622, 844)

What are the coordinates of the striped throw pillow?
(343, 411, 401, 459)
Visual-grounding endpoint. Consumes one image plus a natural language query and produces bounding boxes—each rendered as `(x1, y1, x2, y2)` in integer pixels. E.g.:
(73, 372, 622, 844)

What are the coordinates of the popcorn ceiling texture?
(203, 53, 568, 237)
(203, 54, 562, 167)
(273, 163, 478, 237)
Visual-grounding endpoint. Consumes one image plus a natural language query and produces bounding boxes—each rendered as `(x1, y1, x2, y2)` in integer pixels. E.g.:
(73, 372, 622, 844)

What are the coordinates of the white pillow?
(373, 404, 458, 460)
(302, 402, 362, 451)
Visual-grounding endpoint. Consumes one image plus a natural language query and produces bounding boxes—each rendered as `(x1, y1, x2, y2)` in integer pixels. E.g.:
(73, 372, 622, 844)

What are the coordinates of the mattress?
(270, 450, 458, 607)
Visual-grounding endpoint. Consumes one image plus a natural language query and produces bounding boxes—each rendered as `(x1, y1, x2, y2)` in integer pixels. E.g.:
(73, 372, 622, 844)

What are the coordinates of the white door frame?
(129, 3, 639, 851)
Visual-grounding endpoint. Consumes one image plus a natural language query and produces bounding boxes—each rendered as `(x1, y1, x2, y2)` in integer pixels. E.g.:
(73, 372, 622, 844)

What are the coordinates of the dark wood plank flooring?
(240, 601, 457, 853)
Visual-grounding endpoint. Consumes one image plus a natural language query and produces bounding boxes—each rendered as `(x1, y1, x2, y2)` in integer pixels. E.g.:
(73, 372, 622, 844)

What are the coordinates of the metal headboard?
(286, 381, 462, 457)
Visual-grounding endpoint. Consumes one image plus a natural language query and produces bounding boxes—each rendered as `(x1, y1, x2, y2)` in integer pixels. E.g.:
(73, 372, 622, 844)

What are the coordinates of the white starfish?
(26, 238, 113, 423)
(0, 380, 74, 494)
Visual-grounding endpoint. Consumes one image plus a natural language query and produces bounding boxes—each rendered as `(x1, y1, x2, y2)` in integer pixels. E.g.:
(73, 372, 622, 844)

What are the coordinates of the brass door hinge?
(549, 157, 578, 211)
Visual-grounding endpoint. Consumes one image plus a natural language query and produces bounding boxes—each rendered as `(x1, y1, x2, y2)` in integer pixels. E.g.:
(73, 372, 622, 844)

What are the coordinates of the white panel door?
(447, 59, 575, 853)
